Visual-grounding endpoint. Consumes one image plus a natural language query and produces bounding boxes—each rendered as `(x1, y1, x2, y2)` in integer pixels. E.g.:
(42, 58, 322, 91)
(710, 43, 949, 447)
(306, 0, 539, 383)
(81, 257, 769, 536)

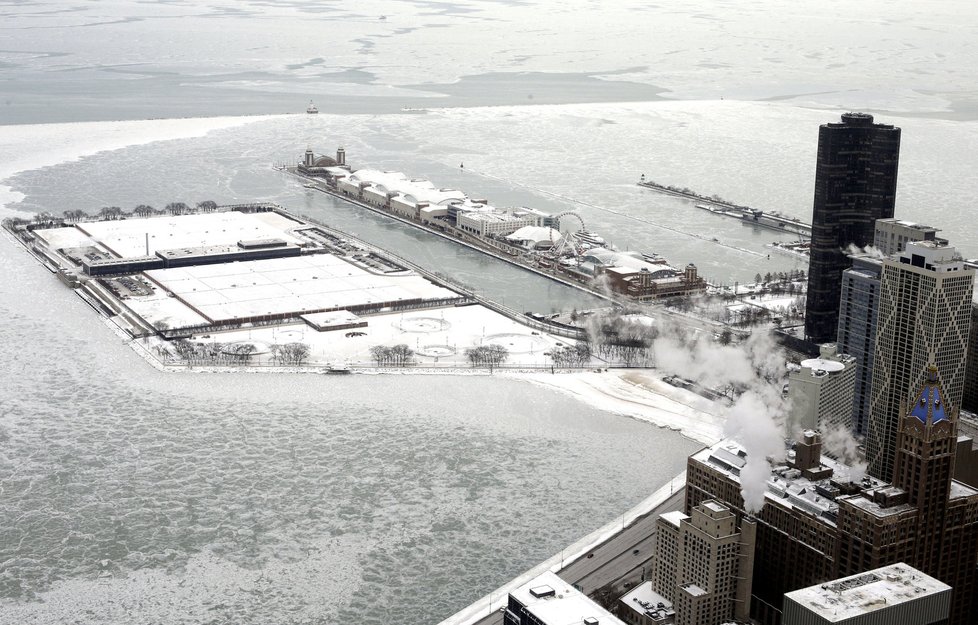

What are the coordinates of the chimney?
(792, 430, 822, 471)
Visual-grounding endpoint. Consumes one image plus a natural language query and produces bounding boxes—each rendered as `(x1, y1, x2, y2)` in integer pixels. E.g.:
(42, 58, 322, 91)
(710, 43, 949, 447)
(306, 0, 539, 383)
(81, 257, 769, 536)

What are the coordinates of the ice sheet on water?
(0, 232, 700, 625)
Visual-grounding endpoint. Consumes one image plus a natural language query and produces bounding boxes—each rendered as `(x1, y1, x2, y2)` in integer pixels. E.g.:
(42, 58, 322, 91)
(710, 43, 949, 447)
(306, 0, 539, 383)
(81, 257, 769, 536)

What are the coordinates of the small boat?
(306, 100, 319, 114)
(327, 364, 352, 374)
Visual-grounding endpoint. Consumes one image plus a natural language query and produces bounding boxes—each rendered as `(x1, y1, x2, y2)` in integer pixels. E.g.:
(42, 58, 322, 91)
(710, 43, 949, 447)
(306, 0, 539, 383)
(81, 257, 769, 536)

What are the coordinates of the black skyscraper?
(804, 112, 901, 344)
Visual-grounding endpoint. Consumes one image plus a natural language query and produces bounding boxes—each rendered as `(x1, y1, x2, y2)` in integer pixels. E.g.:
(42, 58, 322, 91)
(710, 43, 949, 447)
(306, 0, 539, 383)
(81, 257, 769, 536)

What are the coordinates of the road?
(468, 488, 686, 625)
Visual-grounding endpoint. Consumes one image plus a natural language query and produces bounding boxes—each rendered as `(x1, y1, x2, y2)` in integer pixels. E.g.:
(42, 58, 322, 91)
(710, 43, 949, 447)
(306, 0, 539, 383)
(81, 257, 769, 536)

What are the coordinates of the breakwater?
(637, 180, 811, 238)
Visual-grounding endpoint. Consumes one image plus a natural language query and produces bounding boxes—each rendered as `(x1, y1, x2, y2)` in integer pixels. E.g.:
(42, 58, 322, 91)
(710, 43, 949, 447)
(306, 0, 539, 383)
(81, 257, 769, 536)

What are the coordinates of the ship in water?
(306, 100, 319, 114)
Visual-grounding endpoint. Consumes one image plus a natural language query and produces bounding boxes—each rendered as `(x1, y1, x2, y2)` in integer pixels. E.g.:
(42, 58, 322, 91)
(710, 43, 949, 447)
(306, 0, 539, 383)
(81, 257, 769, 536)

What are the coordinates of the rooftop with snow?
(784, 562, 950, 622)
(509, 571, 627, 625)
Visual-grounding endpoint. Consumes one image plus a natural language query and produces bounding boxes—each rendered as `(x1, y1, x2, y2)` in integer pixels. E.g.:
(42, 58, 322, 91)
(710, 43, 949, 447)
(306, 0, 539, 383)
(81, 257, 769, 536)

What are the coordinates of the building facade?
(964, 302, 978, 414)
(653, 502, 753, 625)
(787, 343, 857, 434)
(873, 218, 941, 256)
(685, 376, 978, 625)
(804, 113, 901, 344)
(865, 241, 974, 480)
(837, 255, 883, 437)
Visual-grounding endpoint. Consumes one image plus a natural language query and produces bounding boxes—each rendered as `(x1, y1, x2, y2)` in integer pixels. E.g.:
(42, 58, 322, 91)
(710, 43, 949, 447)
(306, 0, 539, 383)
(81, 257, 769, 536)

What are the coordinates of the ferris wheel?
(548, 211, 586, 257)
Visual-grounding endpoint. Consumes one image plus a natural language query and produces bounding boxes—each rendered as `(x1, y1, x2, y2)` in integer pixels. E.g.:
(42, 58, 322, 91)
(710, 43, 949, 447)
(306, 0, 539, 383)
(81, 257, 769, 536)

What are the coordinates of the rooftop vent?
(529, 585, 555, 599)
(584, 618, 599, 625)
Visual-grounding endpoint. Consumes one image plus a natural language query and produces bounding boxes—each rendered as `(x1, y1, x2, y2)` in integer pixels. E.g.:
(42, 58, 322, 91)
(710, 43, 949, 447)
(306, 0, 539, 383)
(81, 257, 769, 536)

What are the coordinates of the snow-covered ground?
(515, 371, 724, 446)
(148, 303, 571, 368)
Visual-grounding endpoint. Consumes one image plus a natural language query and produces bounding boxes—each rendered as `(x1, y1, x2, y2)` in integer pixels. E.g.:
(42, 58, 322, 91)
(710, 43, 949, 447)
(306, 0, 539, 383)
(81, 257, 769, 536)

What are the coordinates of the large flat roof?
(511, 572, 627, 625)
(138, 254, 456, 325)
(784, 562, 949, 622)
(75, 212, 305, 259)
(692, 439, 887, 525)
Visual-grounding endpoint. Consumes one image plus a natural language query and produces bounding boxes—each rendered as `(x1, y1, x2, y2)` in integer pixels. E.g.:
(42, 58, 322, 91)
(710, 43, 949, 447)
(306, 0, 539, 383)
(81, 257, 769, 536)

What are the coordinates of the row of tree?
(585, 313, 658, 367)
(753, 268, 807, 285)
(25, 201, 222, 225)
(464, 345, 509, 369)
(548, 342, 593, 368)
(156, 340, 310, 366)
(369, 344, 415, 367)
(271, 343, 312, 366)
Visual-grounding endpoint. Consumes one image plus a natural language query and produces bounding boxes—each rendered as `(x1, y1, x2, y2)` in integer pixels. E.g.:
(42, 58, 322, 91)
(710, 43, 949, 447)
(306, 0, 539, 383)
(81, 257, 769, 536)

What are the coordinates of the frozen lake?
(0, 234, 701, 624)
(2, 1, 977, 623)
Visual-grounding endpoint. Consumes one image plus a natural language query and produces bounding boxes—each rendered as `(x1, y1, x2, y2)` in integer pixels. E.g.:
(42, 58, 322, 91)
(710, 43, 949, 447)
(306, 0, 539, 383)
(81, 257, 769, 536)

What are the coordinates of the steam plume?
(723, 385, 788, 514)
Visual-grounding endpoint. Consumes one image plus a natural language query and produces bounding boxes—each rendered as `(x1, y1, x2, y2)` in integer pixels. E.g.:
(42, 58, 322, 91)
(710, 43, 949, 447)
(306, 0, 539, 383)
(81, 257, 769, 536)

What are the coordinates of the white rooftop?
(799, 358, 847, 374)
(349, 169, 466, 206)
(784, 562, 950, 622)
(620, 581, 674, 622)
(140, 253, 456, 325)
(693, 439, 887, 525)
(505, 226, 562, 243)
(658, 510, 689, 529)
(75, 211, 305, 258)
(510, 572, 628, 625)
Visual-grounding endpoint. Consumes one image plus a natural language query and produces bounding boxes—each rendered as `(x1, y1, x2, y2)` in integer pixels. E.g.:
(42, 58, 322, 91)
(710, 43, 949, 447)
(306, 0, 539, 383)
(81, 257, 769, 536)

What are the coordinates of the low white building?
(456, 205, 546, 237)
(336, 169, 466, 217)
(782, 562, 950, 625)
(504, 571, 628, 625)
(503, 226, 564, 250)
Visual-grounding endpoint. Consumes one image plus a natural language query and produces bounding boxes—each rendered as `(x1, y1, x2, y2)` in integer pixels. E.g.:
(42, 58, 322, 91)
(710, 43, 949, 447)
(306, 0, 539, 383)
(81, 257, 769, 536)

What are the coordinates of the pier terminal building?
(296, 148, 707, 301)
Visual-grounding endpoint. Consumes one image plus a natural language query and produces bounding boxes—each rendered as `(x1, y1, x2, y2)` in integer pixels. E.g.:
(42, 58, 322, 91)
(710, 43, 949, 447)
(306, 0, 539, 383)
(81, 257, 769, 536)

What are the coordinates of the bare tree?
(371, 344, 415, 366)
(370, 345, 391, 366)
(98, 206, 123, 220)
(465, 344, 508, 371)
(278, 342, 311, 365)
(231, 343, 257, 364)
(165, 202, 189, 215)
(196, 200, 218, 212)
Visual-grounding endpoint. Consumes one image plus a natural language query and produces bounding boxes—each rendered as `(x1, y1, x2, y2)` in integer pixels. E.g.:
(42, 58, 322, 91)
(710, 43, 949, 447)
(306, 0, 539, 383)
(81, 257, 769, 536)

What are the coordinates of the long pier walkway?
(637, 181, 812, 238)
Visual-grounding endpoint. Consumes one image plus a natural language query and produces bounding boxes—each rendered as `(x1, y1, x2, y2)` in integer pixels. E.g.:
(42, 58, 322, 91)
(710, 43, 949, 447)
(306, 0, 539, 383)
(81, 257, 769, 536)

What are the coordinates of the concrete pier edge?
(436, 470, 687, 625)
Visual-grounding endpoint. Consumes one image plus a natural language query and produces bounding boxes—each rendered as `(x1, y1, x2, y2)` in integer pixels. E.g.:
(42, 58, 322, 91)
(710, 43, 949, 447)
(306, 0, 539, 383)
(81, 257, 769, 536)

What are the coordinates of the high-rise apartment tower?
(865, 241, 974, 481)
(805, 113, 901, 344)
(837, 219, 941, 437)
